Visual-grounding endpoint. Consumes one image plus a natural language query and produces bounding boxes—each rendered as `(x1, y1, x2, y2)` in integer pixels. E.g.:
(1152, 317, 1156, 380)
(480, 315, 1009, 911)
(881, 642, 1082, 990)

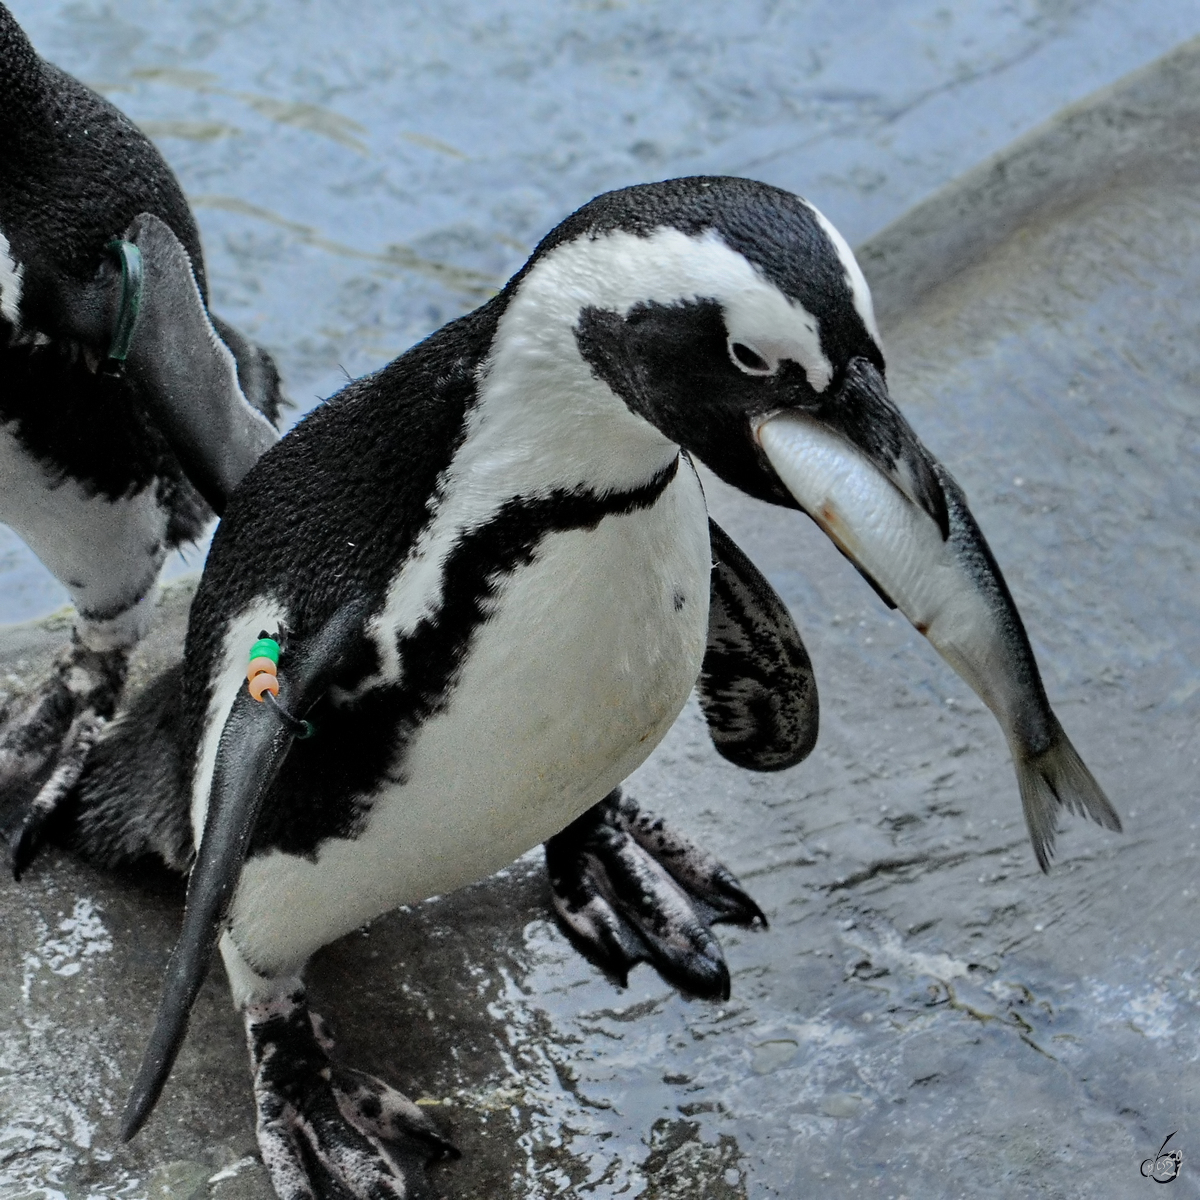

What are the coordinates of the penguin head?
(507, 176, 945, 532)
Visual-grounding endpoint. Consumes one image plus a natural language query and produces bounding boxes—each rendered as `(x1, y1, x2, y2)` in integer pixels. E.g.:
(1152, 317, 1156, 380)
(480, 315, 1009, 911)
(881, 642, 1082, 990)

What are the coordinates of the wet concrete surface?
(3, 12, 1200, 1200)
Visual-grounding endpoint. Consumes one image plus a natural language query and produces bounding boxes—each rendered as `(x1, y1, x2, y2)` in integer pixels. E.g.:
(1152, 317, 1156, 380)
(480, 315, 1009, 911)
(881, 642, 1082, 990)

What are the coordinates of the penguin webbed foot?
(247, 990, 456, 1200)
(545, 788, 765, 1001)
(1, 638, 127, 879)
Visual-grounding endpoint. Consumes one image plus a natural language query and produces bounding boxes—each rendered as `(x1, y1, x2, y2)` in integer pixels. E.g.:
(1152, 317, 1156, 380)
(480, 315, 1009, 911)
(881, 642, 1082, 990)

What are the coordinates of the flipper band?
(249, 638, 281, 664)
(264, 691, 315, 739)
(104, 239, 144, 362)
(246, 636, 314, 738)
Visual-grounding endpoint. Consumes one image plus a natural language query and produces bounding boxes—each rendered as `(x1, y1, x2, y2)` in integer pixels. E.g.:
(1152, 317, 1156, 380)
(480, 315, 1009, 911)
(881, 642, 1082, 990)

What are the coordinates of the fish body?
(758, 410, 1121, 867)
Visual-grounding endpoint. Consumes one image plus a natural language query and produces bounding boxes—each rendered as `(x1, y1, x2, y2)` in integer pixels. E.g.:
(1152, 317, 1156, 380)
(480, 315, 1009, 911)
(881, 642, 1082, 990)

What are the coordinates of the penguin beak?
(756, 356, 950, 541)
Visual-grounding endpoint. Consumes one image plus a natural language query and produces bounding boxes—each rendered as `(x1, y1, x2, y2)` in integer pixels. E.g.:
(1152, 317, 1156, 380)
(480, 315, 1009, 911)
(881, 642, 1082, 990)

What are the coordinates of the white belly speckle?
(227, 464, 711, 975)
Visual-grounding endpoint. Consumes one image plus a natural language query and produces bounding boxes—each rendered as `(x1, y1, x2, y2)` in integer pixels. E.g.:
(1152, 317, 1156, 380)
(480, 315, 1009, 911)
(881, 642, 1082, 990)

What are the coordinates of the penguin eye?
(728, 339, 774, 376)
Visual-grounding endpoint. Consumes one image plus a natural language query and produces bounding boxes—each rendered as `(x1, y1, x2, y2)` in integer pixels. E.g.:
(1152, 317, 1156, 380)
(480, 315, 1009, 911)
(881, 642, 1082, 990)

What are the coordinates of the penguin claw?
(608, 788, 768, 927)
(545, 788, 765, 1000)
(0, 640, 127, 879)
(247, 991, 454, 1200)
(331, 1065, 459, 1162)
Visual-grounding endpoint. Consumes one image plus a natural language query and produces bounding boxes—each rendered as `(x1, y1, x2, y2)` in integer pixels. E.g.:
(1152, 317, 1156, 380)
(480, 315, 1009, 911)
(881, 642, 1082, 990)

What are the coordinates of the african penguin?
(54, 175, 1114, 1199)
(0, 2, 284, 873)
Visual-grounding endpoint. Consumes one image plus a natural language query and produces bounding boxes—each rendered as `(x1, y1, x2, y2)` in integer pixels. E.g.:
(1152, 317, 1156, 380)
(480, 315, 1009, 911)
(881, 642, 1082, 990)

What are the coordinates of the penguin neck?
(463, 278, 680, 503)
(0, 10, 45, 121)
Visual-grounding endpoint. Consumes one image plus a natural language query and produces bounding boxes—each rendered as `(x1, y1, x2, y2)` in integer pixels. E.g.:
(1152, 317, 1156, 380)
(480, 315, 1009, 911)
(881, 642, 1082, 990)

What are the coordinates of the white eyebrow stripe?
(519, 225, 834, 392)
(803, 200, 882, 348)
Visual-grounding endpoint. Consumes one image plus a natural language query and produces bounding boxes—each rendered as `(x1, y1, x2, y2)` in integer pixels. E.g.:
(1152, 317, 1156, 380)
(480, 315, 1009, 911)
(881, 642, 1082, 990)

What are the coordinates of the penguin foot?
(247, 990, 457, 1200)
(545, 787, 766, 1001)
(1, 638, 128, 879)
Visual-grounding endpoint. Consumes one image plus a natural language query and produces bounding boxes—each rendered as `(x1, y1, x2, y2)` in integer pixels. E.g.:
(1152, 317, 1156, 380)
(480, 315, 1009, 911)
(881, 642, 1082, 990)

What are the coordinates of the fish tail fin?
(1014, 716, 1122, 873)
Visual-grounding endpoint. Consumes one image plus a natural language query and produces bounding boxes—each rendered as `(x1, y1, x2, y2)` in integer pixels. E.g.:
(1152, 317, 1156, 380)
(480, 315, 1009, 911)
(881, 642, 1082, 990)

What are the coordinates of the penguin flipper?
(48, 213, 280, 514)
(117, 212, 281, 513)
(698, 519, 819, 771)
(121, 600, 369, 1142)
(546, 787, 765, 1000)
(208, 311, 290, 429)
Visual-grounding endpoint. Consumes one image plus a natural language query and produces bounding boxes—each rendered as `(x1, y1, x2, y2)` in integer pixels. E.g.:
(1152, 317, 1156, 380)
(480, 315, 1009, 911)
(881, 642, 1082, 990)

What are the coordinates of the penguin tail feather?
(1015, 715, 1122, 873)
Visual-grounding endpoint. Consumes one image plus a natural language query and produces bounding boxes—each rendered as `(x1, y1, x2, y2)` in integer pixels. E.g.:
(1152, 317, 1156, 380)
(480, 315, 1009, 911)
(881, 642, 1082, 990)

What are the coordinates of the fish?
(757, 397, 1121, 869)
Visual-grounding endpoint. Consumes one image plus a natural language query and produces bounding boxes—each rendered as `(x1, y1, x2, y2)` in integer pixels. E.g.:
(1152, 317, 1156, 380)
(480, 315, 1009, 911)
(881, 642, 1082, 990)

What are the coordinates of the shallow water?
(2, 0, 1198, 619)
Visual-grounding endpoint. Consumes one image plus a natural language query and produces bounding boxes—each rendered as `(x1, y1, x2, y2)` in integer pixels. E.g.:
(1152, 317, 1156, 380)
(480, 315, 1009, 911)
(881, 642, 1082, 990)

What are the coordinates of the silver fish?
(757, 385, 1120, 869)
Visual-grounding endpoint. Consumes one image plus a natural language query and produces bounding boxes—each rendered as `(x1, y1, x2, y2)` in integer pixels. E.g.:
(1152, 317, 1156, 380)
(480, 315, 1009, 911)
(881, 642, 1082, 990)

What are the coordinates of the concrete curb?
(858, 34, 1200, 326)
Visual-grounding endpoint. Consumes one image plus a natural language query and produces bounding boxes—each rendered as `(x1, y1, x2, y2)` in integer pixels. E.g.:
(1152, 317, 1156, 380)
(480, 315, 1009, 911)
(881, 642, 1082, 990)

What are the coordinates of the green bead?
(249, 638, 280, 664)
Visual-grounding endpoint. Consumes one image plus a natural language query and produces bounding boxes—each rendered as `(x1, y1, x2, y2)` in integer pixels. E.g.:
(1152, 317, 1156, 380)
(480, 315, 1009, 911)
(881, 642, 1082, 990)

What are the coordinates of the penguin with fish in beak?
(23, 175, 1119, 1198)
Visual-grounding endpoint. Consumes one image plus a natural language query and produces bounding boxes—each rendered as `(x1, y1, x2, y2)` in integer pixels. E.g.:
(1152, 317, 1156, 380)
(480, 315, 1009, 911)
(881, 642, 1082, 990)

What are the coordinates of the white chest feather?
(228, 465, 711, 975)
(0, 421, 171, 647)
(0, 228, 23, 328)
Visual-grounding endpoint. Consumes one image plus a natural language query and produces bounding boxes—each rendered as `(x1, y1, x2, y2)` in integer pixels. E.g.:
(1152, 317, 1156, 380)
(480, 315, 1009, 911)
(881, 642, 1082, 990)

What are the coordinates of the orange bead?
(247, 656, 278, 683)
(249, 672, 280, 701)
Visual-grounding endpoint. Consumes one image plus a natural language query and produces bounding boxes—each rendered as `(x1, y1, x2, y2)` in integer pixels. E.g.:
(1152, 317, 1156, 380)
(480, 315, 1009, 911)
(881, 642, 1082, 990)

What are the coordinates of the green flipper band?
(249, 638, 281, 664)
(104, 239, 144, 362)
